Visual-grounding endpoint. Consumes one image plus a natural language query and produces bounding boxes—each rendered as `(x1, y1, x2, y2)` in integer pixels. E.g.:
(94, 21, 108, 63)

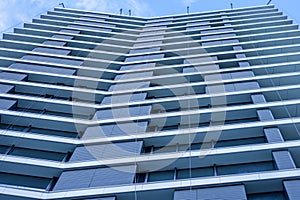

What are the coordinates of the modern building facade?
(1, 4, 300, 200)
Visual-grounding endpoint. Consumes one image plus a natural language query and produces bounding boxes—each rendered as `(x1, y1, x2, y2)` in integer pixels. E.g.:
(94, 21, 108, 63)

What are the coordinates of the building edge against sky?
(1, 3, 300, 200)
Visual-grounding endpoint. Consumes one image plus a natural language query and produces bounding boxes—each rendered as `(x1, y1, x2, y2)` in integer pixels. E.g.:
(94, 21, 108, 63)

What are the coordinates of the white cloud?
(0, 0, 59, 32)
(0, 1, 17, 31)
(182, 0, 199, 6)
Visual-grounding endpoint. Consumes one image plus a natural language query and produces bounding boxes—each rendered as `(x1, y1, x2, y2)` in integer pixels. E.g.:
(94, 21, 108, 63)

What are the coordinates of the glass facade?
(0, 4, 300, 200)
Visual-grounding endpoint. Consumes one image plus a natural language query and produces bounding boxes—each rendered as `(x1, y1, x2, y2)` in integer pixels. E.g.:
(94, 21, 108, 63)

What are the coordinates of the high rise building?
(1, 4, 300, 200)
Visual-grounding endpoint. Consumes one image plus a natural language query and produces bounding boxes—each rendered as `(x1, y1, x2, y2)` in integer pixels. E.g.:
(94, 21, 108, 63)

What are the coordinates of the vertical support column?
(252, 94, 285, 140)
(250, 70, 294, 174)
(276, 151, 297, 199)
(252, 94, 285, 143)
(233, 45, 250, 68)
(252, 89, 296, 196)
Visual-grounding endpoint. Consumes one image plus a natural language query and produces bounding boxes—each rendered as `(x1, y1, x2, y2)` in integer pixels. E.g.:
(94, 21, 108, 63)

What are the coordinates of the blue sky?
(0, 0, 300, 34)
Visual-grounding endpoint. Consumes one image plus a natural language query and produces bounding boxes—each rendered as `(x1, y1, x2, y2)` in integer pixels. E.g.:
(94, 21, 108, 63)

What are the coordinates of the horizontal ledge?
(1, 139, 300, 170)
(1, 116, 300, 145)
(0, 168, 298, 199)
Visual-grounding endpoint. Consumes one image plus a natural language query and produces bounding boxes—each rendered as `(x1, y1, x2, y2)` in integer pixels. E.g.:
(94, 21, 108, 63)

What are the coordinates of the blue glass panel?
(140, 30, 165, 36)
(109, 81, 150, 92)
(231, 71, 254, 78)
(0, 99, 16, 109)
(148, 170, 174, 182)
(114, 71, 153, 80)
(60, 29, 80, 34)
(234, 82, 260, 91)
(217, 161, 274, 175)
(74, 21, 115, 28)
(90, 165, 136, 187)
(0, 72, 27, 81)
(129, 47, 160, 54)
(101, 93, 147, 104)
(94, 105, 151, 120)
(33, 47, 71, 55)
(53, 165, 136, 190)
(196, 185, 247, 200)
(257, 109, 274, 121)
(43, 40, 67, 46)
(248, 192, 285, 200)
(202, 40, 222, 46)
(52, 35, 74, 40)
(111, 121, 148, 136)
(133, 41, 162, 48)
(9, 63, 76, 75)
(284, 180, 300, 199)
(264, 128, 284, 143)
(120, 63, 155, 71)
(137, 35, 164, 42)
(84, 122, 148, 138)
(174, 190, 197, 200)
(273, 151, 296, 170)
(70, 141, 143, 162)
(239, 62, 250, 67)
(0, 84, 14, 93)
(236, 54, 246, 58)
(21, 55, 83, 66)
(201, 28, 234, 34)
(174, 185, 247, 200)
(125, 54, 164, 62)
(251, 94, 267, 104)
(69, 24, 112, 32)
(53, 168, 95, 190)
(201, 33, 235, 40)
(233, 46, 243, 51)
